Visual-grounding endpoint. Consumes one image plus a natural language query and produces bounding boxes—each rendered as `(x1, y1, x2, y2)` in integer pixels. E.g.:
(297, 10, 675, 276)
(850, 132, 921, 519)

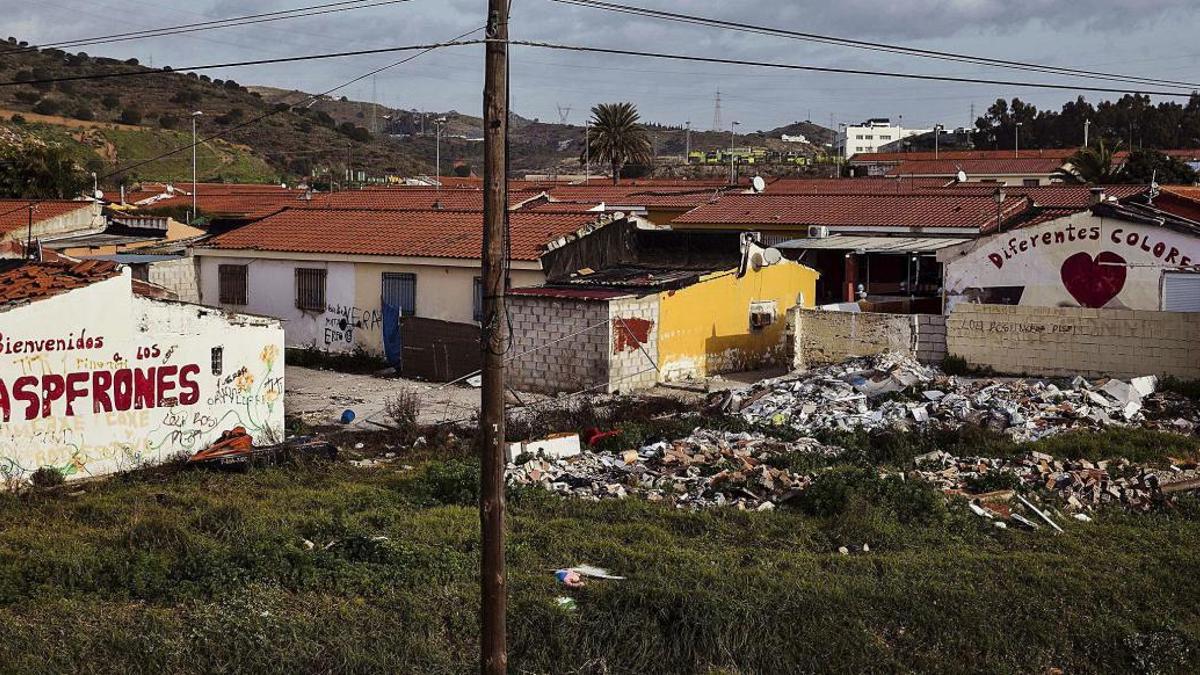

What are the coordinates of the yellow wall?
(656, 260, 817, 379)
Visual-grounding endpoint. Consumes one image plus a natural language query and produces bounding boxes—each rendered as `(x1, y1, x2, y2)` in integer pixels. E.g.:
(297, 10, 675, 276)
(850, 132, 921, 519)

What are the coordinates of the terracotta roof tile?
(850, 149, 1077, 163)
(672, 193, 1031, 230)
(198, 208, 604, 261)
(886, 157, 1066, 176)
(0, 200, 94, 235)
(542, 186, 726, 209)
(0, 259, 121, 307)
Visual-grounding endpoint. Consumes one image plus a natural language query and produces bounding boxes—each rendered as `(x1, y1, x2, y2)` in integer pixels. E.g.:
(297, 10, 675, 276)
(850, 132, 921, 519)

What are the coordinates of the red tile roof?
(0, 200, 94, 236)
(305, 188, 544, 211)
(886, 157, 1066, 176)
(542, 186, 726, 209)
(933, 183, 1147, 207)
(198, 208, 605, 261)
(0, 259, 121, 307)
(672, 193, 1032, 230)
(850, 149, 1076, 163)
(764, 177, 953, 194)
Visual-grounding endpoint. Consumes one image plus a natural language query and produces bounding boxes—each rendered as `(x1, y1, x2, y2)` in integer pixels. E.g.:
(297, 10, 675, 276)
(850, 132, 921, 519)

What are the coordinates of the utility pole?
(435, 116, 447, 193)
(684, 120, 691, 161)
(584, 119, 591, 183)
(480, 0, 509, 673)
(729, 120, 740, 184)
(1014, 122, 1022, 158)
(1084, 119, 1090, 147)
(191, 110, 203, 223)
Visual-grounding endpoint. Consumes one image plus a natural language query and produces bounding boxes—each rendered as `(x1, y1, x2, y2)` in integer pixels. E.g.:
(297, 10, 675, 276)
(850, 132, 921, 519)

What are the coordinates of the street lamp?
(933, 124, 944, 159)
(685, 120, 691, 161)
(1014, 121, 1023, 158)
(191, 110, 203, 223)
(434, 116, 447, 192)
(584, 119, 591, 183)
(993, 186, 1007, 233)
(729, 120, 741, 184)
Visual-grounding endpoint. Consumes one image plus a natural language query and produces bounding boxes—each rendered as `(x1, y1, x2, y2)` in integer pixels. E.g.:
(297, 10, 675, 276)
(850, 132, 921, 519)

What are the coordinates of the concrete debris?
(913, 450, 1200, 513)
(716, 354, 1193, 441)
(507, 429, 841, 510)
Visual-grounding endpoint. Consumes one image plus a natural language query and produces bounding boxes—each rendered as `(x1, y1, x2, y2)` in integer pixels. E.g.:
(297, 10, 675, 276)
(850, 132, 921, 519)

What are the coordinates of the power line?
(0, 0, 413, 56)
(5, 38, 1194, 100)
(0, 27, 484, 222)
(507, 41, 1199, 98)
(546, 0, 1200, 91)
(0, 40, 488, 88)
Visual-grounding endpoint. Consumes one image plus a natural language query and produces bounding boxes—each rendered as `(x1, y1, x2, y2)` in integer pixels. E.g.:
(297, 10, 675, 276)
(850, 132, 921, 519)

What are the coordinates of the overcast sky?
(7, 0, 1200, 132)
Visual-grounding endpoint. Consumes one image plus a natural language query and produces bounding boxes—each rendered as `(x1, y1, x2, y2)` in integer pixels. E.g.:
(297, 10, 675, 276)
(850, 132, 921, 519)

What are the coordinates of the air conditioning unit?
(807, 225, 830, 239)
(748, 301, 777, 330)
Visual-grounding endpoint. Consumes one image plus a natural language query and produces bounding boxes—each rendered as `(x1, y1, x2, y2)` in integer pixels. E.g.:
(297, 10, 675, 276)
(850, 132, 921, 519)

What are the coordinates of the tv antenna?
(556, 103, 572, 125)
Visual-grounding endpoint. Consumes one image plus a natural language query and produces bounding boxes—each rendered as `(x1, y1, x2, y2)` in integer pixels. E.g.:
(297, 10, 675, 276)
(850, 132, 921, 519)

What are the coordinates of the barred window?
(218, 264, 248, 305)
(295, 268, 327, 311)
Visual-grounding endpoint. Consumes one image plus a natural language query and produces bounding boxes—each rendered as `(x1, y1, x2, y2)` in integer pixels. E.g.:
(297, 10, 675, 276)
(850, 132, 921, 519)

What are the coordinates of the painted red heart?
(1060, 251, 1127, 308)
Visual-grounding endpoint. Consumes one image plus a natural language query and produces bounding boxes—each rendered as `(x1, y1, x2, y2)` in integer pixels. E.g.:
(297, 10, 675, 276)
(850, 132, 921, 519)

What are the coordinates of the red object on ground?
(584, 428, 621, 446)
(188, 426, 254, 463)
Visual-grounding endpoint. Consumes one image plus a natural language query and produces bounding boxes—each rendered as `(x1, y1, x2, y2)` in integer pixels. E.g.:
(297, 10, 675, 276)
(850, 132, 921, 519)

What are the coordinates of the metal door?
(1163, 272, 1200, 312)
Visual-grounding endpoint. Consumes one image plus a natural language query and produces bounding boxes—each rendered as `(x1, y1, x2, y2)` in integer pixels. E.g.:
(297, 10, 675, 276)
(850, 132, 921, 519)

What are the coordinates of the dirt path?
(285, 365, 488, 427)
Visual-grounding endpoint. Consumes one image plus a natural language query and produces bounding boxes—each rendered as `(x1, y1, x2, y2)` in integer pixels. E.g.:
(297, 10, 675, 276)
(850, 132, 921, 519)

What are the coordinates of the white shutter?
(1163, 272, 1200, 312)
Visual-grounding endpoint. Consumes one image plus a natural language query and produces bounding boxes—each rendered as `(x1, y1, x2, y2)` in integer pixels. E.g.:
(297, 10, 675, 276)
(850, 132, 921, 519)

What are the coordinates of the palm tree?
(1057, 139, 1125, 184)
(581, 102, 652, 185)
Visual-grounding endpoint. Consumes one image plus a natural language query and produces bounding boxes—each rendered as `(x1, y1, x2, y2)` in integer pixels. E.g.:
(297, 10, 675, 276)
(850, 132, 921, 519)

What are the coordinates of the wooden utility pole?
(480, 1, 509, 673)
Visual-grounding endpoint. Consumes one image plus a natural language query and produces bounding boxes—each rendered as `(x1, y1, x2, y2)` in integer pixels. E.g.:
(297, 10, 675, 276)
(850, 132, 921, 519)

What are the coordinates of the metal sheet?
(1163, 272, 1200, 311)
(774, 234, 970, 254)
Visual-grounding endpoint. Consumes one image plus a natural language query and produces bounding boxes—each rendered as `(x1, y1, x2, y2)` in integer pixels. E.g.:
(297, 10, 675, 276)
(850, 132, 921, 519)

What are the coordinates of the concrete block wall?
(507, 295, 610, 394)
(946, 304, 1200, 379)
(914, 314, 948, 364)
(608, 295, 661, 394)
(148, 256, 200, 303)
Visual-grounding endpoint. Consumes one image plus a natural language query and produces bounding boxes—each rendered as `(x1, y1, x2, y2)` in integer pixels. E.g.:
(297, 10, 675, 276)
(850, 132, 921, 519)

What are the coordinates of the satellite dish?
(763, 248, 783, 265)
(93, 190, 104, 200)
(751, 175, 766, 193)
(955, 169, 967, 183)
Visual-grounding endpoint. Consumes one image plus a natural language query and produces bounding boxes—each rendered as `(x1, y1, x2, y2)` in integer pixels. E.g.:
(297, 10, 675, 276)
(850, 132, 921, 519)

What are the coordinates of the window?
(880, 135, 892, 140)
(864, 134, 873, 140)
(295, 268, 327, 311)
(855, 134, 864, 140)
(211, 347, 223, 376)
(381, 272, 416, 317)
(473, 276, 484, 322)
(1022, 178, 1041, 187)
(218, 264, 248, 305)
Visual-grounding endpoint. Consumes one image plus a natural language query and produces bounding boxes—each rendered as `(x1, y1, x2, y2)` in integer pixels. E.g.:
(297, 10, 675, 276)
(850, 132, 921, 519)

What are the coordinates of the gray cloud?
(6, 0, 1198, 131)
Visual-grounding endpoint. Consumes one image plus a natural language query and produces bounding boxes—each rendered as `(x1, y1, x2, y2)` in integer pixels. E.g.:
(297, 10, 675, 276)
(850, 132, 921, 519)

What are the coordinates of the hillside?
(0, 38, 836, 182)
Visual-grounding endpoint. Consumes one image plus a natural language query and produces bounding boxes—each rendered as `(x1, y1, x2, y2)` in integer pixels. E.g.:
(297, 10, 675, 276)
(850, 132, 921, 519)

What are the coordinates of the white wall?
(0, 271, 284, 481)
(940, 211, 1200, 311)
(198, 255, 357, 352)
(837, 123, 931, 158)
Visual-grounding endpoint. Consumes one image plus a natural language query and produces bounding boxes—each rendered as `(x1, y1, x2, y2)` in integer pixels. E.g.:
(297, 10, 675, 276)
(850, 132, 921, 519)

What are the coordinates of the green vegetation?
(0, 429, 1197, 673)
(101, 128, 275, 183)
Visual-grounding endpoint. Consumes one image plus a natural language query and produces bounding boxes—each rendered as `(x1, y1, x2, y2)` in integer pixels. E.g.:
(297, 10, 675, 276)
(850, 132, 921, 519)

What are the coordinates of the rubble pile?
(912, 450, 1200, 513)
(721, 354, 1195, 441)
(507, 430, 841, 510)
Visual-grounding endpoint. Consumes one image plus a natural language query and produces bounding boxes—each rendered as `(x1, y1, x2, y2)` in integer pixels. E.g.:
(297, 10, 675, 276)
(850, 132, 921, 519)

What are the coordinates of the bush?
(29, 466, 65, 488)
(384, 389, 421, 446)
(118, 108, 142, 125)
(13, 90, 39, 104)
(71, 106, 93, 121)
(158, 114, 179, 130)
(101, 94, 120, 110)
(32, 99, 61, 116)
(10, 114, 25, 125)
(338, 122, 371, 142)
(13, 69, 33, 82)
(942, 354, 970, 375)
(794, 465, 946, 525)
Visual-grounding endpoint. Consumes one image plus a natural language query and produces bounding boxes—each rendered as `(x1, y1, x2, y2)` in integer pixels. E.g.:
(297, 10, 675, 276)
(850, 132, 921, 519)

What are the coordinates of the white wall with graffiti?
(939, 210, 1200, 311)
(0, 269, 284, 481)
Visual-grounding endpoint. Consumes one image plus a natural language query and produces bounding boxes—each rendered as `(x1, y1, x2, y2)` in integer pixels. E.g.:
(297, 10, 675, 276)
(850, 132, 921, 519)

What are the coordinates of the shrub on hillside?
(118, 108, 142, 125)
(32, 99, 61, 116)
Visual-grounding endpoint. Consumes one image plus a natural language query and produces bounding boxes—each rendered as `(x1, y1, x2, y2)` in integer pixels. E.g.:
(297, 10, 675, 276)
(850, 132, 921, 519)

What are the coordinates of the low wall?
(147, 257, 200, 303)
(507, 295, 611, 395)
(789, 308, 947, 369)
(946, 304, 1200, 379)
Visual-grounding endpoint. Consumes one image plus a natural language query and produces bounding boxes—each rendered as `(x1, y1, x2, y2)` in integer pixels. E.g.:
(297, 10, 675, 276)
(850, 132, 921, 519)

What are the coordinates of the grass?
(0, 424, 1197, 673)
(101, 128, 275, 183)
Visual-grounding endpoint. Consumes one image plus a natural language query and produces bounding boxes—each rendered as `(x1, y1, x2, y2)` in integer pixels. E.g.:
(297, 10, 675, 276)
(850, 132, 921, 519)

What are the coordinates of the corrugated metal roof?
(775, 234, 971, 253)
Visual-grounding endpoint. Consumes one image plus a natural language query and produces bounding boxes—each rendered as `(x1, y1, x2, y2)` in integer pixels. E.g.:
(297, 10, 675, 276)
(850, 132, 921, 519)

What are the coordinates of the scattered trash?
(584, 428, 622, 446)
(340, 409, 356, 424)
(508, 433, 582, 463)
(838, 546, 849, 555)
(466, 374, 482, 388)
(508, 429, 840, 510)
(555, 569, 586, 588)
(1018, 494, 1064, 533)
(188, 430, 337, 470)
(354, 442, 365, 450)
(568, 564, 625, 580)
(554, 596, 577, 611)
(302, 539, 315, 550)
(1074, 513, 1093, 522)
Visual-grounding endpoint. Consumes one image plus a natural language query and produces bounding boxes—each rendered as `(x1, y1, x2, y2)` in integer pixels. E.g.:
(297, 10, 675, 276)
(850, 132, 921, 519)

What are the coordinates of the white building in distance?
(835, 119, 932, 159)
